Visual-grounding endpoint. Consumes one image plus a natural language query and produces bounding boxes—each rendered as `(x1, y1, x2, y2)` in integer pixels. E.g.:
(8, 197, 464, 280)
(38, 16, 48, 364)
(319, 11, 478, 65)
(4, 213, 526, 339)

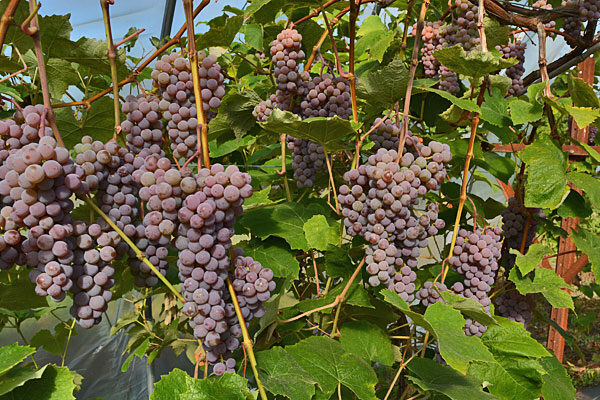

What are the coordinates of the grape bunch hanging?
(0, 47, 281, 375)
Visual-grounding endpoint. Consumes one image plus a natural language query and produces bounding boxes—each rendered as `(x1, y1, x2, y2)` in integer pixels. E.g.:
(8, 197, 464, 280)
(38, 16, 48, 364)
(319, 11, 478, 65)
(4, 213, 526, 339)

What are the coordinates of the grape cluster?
(449, 227, 503, 336)
(132, 155, 185, 286)
(494, 289, 533, 327)
(231, 251, 276, 321)
(561, 0, 600, 46)
(0, 105, 52, 152)
(370, 118, 401, 152)
(121, 95, 165, 156)
(496, 40, 526, 97)
(339, 142, 451, 301)
(299, 74, 352, 119)
(589, 126, 598, 145)
(69, 221, 116, 328)
(418, 0, 480, 94)
(176, 164, 255, 371)
(254, 28, 354, 189)
(500, 196, 543, 270)
(270, 29, 306, 97)
(152, 51, 224, 159)
(416, 281, 448, 306)
(288, 137, 326, 188)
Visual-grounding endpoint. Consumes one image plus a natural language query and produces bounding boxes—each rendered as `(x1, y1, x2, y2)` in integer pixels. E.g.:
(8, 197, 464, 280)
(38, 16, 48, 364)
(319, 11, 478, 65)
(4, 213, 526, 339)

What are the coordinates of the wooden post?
(546, 56, 595, 362)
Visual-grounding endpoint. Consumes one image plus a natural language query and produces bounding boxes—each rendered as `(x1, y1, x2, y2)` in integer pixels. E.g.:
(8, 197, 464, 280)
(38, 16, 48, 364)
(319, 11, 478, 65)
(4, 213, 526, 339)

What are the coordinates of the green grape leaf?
(303, 215, 338, 251)
(407, 358, 498, 400)
(0, 366, 47, 397)
(55, 97, 115, 148)
(256, 347, 317, 400)
(0, 364, 77, 400)
(433, 45, 516, 78)
(209, 135, 256, 158)
(260, 109, 354, 151)
(509, 98, 543, 125)
(0, 343, 36, 377)
(520, 138, 569, 209)
(285, 336, 378, 400)
(0, 280, 49, 311)
(45, 58, 79, 101)
(0, 83, 23, 102)
(509, 268, 574, 310)
(480, 88, 511, 127)
(423, 87, 480, 113)
(557, 190, 592, 218)
(356, 16, 394, 62)
(563, 105, 600, 128)
(195, 15, 244, 49)
(236, 201, 332, 251)
(243, 24, 263, 50)
(424, 302, 495, 374)
(567, 171, 600, 209)
(340, 320, 394, 366)
(571, 228, 600, 283)
(568, 76, 600, 108)
(380, 289, 434, 332)
(511, 243, 553, 276)
(220, 89, 262, 138)
(241, 237, 300, 278)
(539, 356, 576, 400)
(481, 319, 549, 359)
(151, 368, 253, 400)
(440, 292, 499, 327)
(357, 58, 410, 106)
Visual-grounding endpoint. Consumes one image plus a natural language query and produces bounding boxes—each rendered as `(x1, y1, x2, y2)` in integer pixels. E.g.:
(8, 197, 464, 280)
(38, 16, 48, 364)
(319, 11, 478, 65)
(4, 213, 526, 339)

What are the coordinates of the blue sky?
(40, 1, 247, 56)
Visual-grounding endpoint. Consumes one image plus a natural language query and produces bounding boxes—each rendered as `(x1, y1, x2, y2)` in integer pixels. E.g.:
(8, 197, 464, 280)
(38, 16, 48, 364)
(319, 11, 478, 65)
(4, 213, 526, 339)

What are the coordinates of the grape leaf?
(236, 201, 331, 251)
(539, 356, 576, 400)
(568, 76, 600, 108)
(563, 105, 600, 128)
(256, 347, 317, 400)
(407, 358, 498, 400)
(520, 138, 569, 209)
(0, 364, 77, 400)
(422, 87, 480, 113)
(380, 289, 434, 332)
(571, 228, 600, 283)
(241, 237, 300, 278)
(151, 368, 253, 400)
(0, 280, 48, 311)
(243, 24, 263, 51)
(424, 302, 495, 374)
(511, 244, 553, 276)
(260, 109, 355, 151)
(356, 16, 394, 62)
(195, 15, 244, 49)
(480, 88, 510, 127)
(439, 292, 499, 327)
(566, 172, 600, 209)
(357, 58, 410, 106)
(433, 45, 516, 78)
(303, 215, 338, 251)
(509, 98, 543, 125)
(509, 268, 573, 310)
(0, 343, 36, 377)
(557, 190, 592, 218)
(340, 320, 394, 366)
(45, 58, 80, 101)
(285, 336, 378, 400)
(0, 366, 46, 397)
(55, 97, 115, 148)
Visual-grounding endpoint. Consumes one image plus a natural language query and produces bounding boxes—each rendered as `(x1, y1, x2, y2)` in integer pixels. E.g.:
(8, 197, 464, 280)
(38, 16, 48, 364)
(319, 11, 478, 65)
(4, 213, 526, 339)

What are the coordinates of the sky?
(40, 0, 247, 57)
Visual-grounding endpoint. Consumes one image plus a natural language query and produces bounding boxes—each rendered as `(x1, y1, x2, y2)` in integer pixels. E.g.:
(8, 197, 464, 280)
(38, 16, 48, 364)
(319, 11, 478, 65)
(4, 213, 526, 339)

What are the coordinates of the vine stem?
(226, 278, 268, 400)
(61, 319, 76, 367)
(477, 0, 488, 52)
(0, 0, 20, 48)
(537, 21, 551, 97)
(292, 0, 341, 27)
(396, 0, 430, 162)
(25, 0, 64, 148)
(383, 354, 416, 400)
(84, 197, 185, 303)
(348, 0, 359, 124)
(114, 28, 145, 48)
(400, 0, 415, 59)
(53, 0, 210, 109)
(279, 257, 365, 323)
(519, 215, 531, 254)
(324, 152, 340, 213)
(441, 84, 487, 283)
(183, 0, 210, 168)
(100, 0, 122, 142)
(276, 133, 292, 202)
